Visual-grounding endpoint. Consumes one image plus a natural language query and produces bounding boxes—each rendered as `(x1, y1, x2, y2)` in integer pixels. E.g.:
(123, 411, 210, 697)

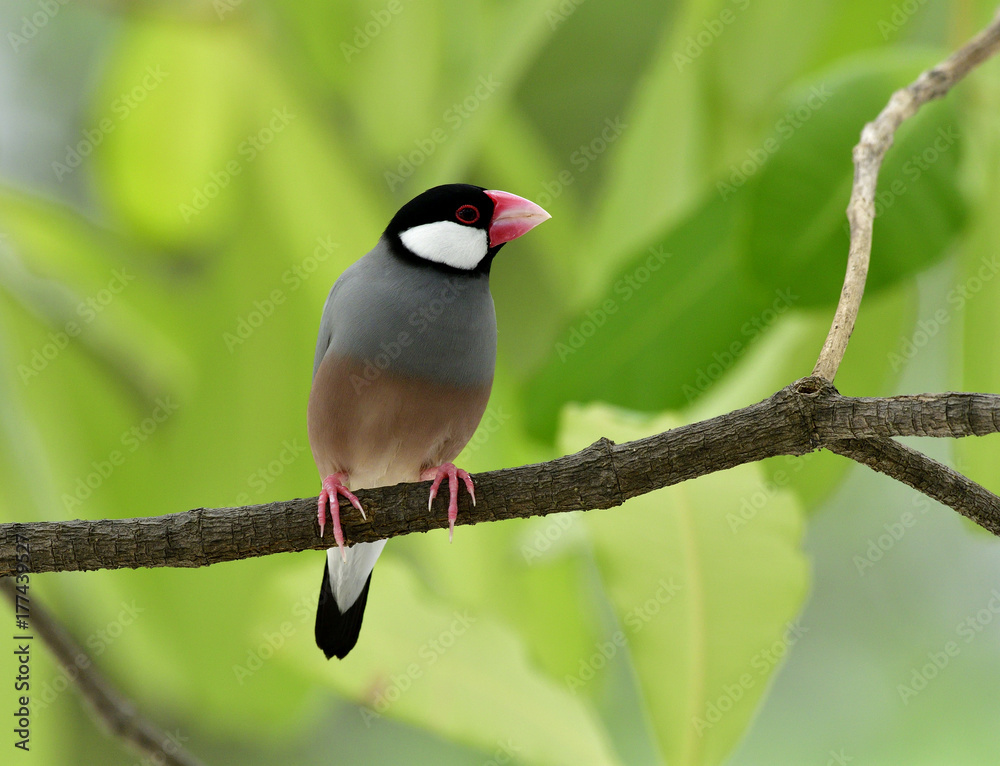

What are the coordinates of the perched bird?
(308, 184, 550, 659)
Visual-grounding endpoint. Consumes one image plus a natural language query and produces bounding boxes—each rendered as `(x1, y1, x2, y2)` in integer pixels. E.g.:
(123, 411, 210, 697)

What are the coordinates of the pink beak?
(484, 190, 551, 247)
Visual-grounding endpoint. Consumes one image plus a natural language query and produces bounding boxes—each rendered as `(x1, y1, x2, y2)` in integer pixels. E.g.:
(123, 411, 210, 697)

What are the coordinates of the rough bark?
(4, 379, 1000, 576)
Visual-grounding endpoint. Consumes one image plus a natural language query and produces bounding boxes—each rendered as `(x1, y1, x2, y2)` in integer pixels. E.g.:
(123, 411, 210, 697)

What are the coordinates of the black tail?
(315, 559, 373, 660)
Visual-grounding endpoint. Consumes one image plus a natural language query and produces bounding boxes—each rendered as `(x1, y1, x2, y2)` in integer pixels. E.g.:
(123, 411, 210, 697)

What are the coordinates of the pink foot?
(421, 464, 475, 542)
(318, 472, 365, 562)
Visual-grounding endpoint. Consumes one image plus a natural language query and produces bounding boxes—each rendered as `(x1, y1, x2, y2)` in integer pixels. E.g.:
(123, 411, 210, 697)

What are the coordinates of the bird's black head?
(384, 184, 550, 274)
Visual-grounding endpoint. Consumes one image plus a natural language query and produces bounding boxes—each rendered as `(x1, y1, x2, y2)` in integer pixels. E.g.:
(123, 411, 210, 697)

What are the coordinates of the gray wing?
(312, 281, 341, 379)
(311, 243, 378, 378)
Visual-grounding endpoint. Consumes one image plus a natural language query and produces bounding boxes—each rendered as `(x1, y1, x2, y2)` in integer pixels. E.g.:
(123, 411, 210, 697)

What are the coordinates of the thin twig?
(813, 6, 1000, 381)
(0, 579, 203, 766)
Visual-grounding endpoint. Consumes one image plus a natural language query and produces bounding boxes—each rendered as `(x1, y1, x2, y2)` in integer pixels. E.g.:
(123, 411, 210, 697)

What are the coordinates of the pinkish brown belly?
(307, 353, 492, 488)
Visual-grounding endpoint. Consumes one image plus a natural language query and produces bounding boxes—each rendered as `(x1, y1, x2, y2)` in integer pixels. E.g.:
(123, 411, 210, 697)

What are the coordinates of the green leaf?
(0, 311, 59, 517)
(744, 49, 965, 305)
(514, 0, 678, 203)
(94, 20, 259, 247)
(339, 1, 443, 162)
(686, 277, 917, 511)
(404, 0, 587, 197)
(477, 109, 581, 373)
(251, 69, 385, 263)
(0, 191, 188, 409)
(524, 195, 774, 441)
(559, 403, 809, 766)
(582, 2, 711, 282)
(274, 557, 620, 766)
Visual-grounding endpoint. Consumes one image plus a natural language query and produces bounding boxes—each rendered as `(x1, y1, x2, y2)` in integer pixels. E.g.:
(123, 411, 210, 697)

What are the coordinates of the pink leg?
(318, 472, 365, 562)
(421, 464, 475, 542)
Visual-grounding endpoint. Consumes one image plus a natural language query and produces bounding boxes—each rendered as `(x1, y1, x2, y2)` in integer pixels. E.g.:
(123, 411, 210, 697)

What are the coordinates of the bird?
(307, 184, 550, 659)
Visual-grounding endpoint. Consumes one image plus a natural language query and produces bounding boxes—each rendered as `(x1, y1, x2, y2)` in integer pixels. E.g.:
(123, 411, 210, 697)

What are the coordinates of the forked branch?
(4, 380, 1000, 575)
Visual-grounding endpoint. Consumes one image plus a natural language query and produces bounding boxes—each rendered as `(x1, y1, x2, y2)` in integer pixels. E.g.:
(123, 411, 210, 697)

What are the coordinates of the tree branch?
(825, 438, 1000, 535)
(812, 7, 1000, 382)
(4, 379, 1000, 576)
(0, 579, 203, 766)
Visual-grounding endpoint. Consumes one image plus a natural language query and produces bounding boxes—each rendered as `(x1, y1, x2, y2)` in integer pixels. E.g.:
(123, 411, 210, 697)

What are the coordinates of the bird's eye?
(455, 205, 480, 224)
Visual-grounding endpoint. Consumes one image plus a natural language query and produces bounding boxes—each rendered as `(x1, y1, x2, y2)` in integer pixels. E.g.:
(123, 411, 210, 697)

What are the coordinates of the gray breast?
(317, 239, 497, 388)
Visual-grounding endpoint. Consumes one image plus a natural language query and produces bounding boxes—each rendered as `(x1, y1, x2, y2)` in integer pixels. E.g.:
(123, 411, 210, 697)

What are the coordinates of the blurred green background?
(2, 0, 1000, 764)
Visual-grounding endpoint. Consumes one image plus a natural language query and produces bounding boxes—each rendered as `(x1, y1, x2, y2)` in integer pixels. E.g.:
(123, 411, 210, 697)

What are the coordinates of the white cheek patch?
(399, 221, 488, 271)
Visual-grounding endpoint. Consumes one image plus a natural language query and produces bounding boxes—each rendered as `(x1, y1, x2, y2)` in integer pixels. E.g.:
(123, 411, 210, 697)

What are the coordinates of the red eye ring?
(456, 205, 480, 224)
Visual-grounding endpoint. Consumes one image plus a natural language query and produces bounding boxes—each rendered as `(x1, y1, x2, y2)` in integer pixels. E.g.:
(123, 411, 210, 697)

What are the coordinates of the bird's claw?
(421, 464, 475, 542)
(318, 473, 364, 562)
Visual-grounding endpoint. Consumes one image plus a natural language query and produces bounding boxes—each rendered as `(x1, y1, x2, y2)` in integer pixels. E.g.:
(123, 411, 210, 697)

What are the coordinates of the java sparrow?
(308, 184, 550, 659)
